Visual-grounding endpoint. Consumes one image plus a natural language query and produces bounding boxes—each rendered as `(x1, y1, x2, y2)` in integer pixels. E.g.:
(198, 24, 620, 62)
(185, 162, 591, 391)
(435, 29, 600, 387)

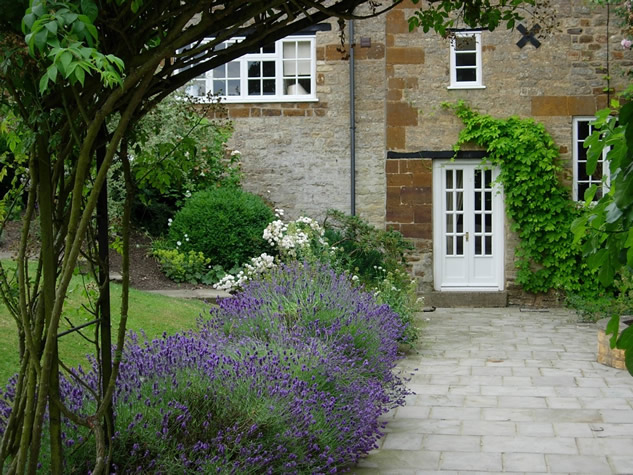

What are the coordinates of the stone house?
(194, 0, 632, 305)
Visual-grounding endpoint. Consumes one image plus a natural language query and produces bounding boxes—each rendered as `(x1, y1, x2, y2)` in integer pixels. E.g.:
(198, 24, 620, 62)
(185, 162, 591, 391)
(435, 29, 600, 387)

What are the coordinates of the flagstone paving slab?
(352, 307, 633, 474)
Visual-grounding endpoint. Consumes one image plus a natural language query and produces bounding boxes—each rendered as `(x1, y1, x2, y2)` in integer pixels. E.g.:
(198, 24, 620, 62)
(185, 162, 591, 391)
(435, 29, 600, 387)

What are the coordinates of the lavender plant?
(0, 262, 409, 472)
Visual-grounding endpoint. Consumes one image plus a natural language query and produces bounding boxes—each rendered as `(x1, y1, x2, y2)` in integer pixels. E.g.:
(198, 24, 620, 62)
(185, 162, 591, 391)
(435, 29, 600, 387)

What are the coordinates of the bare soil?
(0, 221, 201, 292)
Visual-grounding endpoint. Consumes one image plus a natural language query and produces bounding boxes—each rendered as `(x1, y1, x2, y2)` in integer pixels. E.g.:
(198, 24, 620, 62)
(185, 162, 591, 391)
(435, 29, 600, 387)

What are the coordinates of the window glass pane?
(456, 68, 477, 82)
(578, 162, 589, 181)
(577, 144, 587, 161)
(227, 62, 240, 77)
(213, 80, 225, 95)
(283, 42, 297, 59)
(578, 120, 591, 139)
(263, 79, 275, 94)
(262, 61, 275, 77)
(188, 79, 206, 96)
(213, 65, 226, 79)
(456, 52, 476, 66)
(248, 61, 260, 78)
(248, 79, 260, 95)
(298, 41, 311, 58)
(578, 182, 589, 200)
(296, 59, 311, 76)
(298, 78, 311, 94)
(227, 79, 240, 96)
(456, 35, 476, 51)
(592, 162, 603, 180)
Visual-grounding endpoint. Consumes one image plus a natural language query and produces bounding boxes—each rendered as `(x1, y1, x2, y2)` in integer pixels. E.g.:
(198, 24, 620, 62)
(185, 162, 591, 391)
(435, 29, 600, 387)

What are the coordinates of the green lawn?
(0, 261, 210, 385)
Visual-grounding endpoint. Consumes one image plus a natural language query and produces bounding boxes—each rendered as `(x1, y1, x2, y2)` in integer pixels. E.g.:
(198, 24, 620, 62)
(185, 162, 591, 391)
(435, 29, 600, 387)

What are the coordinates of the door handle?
(465, 232, 469, 241)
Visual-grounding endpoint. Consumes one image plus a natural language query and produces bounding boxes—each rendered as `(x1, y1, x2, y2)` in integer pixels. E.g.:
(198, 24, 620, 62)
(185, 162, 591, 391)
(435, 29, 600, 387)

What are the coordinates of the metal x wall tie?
(517, 24, 541, 48)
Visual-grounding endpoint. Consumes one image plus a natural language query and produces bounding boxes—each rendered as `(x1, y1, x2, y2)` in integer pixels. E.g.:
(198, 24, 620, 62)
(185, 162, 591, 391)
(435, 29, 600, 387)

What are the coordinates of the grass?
(0, 259, 209, 385)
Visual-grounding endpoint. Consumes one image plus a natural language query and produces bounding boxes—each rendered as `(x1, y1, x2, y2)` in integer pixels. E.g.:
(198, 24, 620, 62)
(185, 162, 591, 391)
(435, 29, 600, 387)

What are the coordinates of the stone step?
(422, 291, 508, 308)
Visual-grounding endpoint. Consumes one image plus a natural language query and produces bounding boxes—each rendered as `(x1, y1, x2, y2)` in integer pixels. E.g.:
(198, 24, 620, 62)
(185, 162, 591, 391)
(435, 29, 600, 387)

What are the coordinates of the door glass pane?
(456, 236, 463, 255)
(485, 192, 492, 211)
(484, 170, 492, 187)
(456, 170, 463, 188)
(475, 236, 482, 255)
(446, 170, 453, 189)
(446, 192, 453, 211)
(456, 192, 463, 211)
(446, 236, 454, 255)
(485, 236, 492, 255)
(475, 170, 481, 189)
(446, 214, 453, 233)
(475, 214, 481, 233)
(475, 191, 481, 211)
(456, 214, 463, 233)
(485, 214, 492, 233)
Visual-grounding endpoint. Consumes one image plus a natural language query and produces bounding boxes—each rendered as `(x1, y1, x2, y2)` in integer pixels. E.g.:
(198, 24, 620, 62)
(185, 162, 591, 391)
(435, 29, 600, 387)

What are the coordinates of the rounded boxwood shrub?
(168, 187, 275, 269)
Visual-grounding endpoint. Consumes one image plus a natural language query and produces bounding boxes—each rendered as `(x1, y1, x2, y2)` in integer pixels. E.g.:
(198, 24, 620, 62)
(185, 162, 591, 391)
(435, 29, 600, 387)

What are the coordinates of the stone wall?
(381, 0, 632, 301)
(216, 1, 633, 301)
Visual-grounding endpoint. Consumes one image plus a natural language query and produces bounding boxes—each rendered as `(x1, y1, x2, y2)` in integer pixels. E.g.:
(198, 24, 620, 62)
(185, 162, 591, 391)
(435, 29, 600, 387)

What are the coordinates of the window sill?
(447, 85, 486, 90)
(188, 96, 320, 104)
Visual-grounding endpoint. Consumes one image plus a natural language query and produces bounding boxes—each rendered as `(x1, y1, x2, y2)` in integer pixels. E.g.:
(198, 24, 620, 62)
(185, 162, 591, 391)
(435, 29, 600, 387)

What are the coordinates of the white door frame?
(432, 159, 505, 291)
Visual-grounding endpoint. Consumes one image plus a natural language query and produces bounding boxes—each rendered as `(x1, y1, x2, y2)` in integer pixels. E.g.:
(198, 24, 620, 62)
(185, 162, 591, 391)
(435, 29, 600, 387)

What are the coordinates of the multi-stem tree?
(0, 0, 540, 473)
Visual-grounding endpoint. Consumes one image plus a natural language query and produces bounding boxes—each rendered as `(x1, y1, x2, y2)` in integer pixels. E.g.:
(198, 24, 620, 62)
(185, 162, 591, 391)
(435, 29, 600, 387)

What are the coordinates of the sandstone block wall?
(215, 1, 633, 300)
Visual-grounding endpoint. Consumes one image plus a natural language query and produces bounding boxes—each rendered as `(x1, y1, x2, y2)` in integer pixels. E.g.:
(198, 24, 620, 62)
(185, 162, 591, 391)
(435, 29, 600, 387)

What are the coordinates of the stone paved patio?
(353, 307, 633, 474)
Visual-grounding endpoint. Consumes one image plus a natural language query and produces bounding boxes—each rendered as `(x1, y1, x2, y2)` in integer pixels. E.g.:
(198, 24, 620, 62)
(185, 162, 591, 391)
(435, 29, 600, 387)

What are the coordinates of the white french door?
(433, 160, 504, 291)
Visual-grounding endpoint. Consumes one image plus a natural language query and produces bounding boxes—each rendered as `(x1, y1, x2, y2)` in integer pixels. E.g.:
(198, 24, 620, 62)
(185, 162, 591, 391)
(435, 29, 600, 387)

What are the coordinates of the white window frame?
(182, 35, 318, 103)
(572, 116, 609, 202)
(448, 31, 485, 90)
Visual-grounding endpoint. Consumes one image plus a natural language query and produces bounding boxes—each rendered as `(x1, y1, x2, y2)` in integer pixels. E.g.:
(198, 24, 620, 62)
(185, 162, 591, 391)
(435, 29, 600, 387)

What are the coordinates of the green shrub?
(168, 187, 275, 270)
(153, 249, 211, 283)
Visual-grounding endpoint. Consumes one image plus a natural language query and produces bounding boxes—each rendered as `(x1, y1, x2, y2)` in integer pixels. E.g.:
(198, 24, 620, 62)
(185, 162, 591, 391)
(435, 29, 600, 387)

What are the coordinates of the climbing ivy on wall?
(446, 101, 599, 295)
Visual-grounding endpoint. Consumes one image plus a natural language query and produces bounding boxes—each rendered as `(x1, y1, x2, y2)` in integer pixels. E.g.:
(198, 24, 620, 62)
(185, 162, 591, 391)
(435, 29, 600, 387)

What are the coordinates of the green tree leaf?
(81, 0, 99, 22)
